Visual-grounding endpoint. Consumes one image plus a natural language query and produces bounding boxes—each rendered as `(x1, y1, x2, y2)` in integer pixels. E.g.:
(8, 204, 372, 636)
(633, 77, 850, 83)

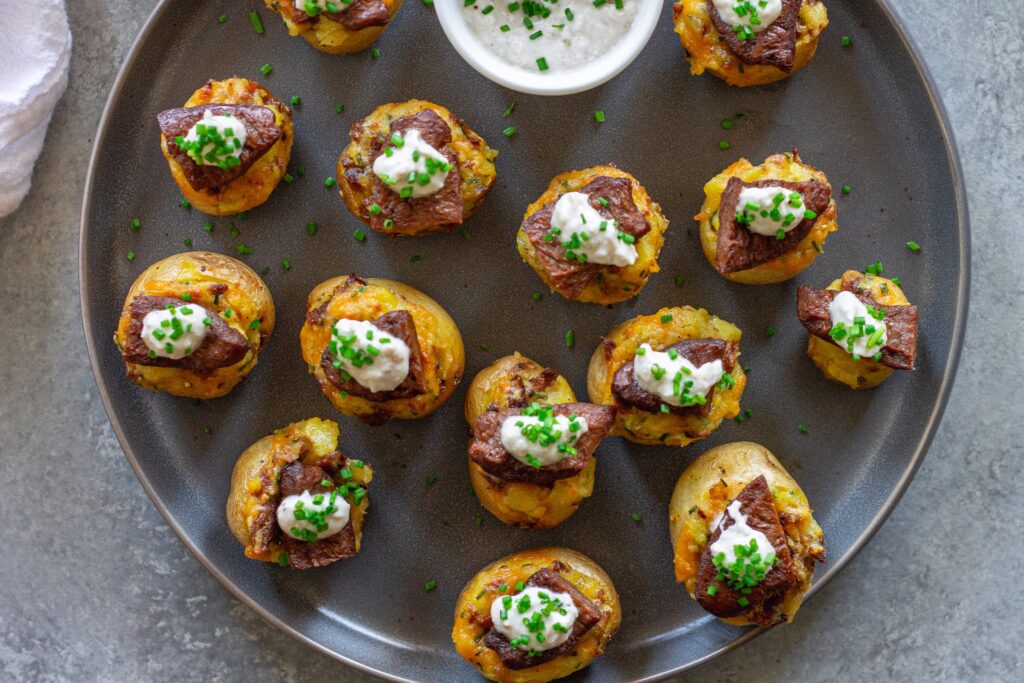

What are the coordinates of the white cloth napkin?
(0, 0, 71, 218)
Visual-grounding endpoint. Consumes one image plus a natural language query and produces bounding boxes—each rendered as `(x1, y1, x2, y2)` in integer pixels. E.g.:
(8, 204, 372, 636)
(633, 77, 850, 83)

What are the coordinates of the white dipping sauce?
(709, 499, 776, 567)
(372, 128, 452, 199)
(329, 318, 411, 392)
(734, 185, 813, 237)
(182, 110, 247, 167)
(276, 489, 351, 541)
(549, 191, 637, 267)
(490, 585, 579, 652)
(462, 1, 638, 72)
(500, 411, 589, 468)
(634, 343, 725, 407)
(141, 304, 210, 360)
(712, 0, 783, 35)
(827, 291, 888, 359)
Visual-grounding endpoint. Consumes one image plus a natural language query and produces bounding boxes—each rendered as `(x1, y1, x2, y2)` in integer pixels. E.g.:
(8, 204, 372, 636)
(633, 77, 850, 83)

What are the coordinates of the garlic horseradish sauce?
(462, 1, 639, 73)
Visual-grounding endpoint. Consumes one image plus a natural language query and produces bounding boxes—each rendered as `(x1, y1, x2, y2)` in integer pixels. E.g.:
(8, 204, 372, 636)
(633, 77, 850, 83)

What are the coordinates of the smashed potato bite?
(263, 0, 404, 54)
(516, 165, 669, 304)
(697, 151, 838, 284)
(673, 0, 829, 87)
(338, 100, 498, 236)
(114, 251, 275, 399)
(158, 77, 293, 216)
(799, 270, 917, 389)
(299, 274, 465, 424)
(669, 441, 825, 627)
(465, 353, 607, 530)
(453, 547, 621, 683)
(587, 306, 746, 447)
(226, 417, 374, 569)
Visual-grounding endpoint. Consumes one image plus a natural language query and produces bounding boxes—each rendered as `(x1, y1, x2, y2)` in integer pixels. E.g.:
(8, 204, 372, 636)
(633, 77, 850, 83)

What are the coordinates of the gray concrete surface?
(1, 1, 1020, 681)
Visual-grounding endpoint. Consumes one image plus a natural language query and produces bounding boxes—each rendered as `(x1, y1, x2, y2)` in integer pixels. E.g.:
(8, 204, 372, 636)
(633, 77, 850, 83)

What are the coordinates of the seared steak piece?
(157, 104, 282, 191)
(695, 476, 799, 626)
(715, 176, 831, 274)
(469, 403, 616, 486)
(123, 295, 249, 371)
(707, 0, 801, 71)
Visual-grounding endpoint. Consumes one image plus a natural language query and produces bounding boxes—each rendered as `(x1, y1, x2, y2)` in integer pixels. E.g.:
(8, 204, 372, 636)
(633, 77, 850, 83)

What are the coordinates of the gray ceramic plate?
(80, 2, 968, 681)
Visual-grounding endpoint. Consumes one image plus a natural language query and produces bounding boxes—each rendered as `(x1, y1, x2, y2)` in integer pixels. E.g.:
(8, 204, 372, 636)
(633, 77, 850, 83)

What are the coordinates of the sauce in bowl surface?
(462, 0, 640, 73)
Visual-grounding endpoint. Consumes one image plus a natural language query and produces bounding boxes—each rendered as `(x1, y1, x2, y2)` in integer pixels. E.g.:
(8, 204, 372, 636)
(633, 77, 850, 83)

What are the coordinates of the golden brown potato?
(668, 441, 825, 626)
(673, 0, 829, 87)
(805, 270, 912, 389)
(264, 0, 403, 54)
(226, 417, 373, 568)
(465, 353, 595, 530)
(697, 151, 838, 284)
(587, 306, 746, 447)
(516, 165, 669, 304)
(113, 251, 275, 399)
(159, 77, 293, 215)
(337, 99, 498, 236)
(299, 274, 465, 424)
(453, 547, 621, 683)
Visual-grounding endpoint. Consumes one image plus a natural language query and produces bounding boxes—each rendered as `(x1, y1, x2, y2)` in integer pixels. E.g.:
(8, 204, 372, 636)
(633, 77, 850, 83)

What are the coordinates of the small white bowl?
(435, 1, 665, 96)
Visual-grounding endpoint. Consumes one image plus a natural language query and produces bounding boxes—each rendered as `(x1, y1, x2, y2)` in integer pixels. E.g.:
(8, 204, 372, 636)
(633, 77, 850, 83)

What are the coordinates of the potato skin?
(516, 165, 669, 304)
(673, 0, 829, 87)
(697, 151, 838, 284)
(806, 271, 912, 389)
(159, 78, 293, 215)
(264, 0, 403, 54)
(465, 353, 594, 529)
(338, 100, 498, 236)
(668, 442, 825, 626)
(587, 306, 746, 447)
(113, 251, 275, 399)
(453, 547, 621, 683)
(226, 417, 373, 566)
(299, 275, 465, 423)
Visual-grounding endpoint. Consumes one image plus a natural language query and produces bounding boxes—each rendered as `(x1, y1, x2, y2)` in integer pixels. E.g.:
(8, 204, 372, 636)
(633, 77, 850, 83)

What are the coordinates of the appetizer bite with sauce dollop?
(797, 270, 919, 389)
(462, 0, 639, 74)
(263, 0, 404, 54)
(670, 441, 825, 626)
(157, 77, 293, 215)
(300, 274, 465, 424)
(114, 251, 275, 399)
(673, 0, 829, 86)
(697, 151, 837, 284)
(517, 165, 669, 304)
(587, 306, 746, 447)
(453, 547, 621, 682)
(227, 417, 373, 569)
(465, 353, 617, 529)
(338, 100, 498, 236)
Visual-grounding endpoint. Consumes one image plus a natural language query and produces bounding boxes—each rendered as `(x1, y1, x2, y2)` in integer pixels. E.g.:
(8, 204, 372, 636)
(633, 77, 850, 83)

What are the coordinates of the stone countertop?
(1, 1, 1020, 680)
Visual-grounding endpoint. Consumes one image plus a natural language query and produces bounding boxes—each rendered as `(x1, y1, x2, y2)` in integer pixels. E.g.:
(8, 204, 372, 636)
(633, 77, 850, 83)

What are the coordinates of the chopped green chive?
(660, 314, 673, 323)
(126, 251, 135, 261)
(502, 126, 518, 138)
(503, 101, 516, 117)
(259, 63, 272, 76)
(842, 184, 852, 195)
(906, 241, 921, 252)
(281, 259, 291, 271)
(798, 424, 808, 434)
(564, 329, 574, 348)
(372, 48, 381, 59)
(594, 110, 605, 123)
(721, 118, 734, 130)
(290, 96, 301, 106)
(718, 140, 731, 151)
(424, 580, 437, 592)
(324, 176, 336, 187)
(354, 229, 366, 242)
(218, 15, 227, 24)
(307, 221, 317, 235)
(130, 218, 140, 232)
(249, 11, 264, 33)
(842, 35, 852, 46)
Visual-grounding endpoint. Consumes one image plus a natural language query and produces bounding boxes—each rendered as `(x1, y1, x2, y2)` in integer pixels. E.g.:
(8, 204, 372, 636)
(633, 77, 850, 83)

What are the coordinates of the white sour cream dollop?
(827, 290, 888, 359)
(712, 0, 783, 36)
(182, 110, 247, 167)
(329, 318, 411, 392)
(500, 410, 590, 468)
(549, 191, 637, 267)
(140, 304, 210, 360)
(276, 489, 351, 542)
(634, 343, 725, 408)
(709, 499, 776, 567)
(462, 1, 639, 73)
(372, 128, 452, 200)
(734, 185, 813, 237)
(490, 585, 580, 652)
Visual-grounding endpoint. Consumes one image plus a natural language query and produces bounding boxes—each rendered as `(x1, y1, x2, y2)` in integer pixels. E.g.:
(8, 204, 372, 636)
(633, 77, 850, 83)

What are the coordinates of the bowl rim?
(434, 0, 666, 96)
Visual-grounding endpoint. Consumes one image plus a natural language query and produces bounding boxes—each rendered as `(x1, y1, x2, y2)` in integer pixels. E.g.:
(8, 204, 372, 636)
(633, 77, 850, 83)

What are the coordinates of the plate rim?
(78, 2, 971, 681)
